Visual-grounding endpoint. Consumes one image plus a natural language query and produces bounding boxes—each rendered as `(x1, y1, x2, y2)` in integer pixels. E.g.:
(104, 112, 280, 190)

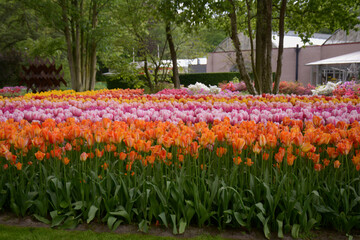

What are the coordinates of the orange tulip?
(245, 158, 254, 167)
(232, 137, 246, 152)
(119, 152, 127, 161)
(336, 139, 352, 155)
(334, 160, 341, 168)
(301, 142, 315, 153)
(323, 159, 330, 167)
(312, 115, 322, 127)
(286, 154, 295, 166)
(15, 136, 29, 150)
(95, 148, 104, 158)
(178, 154, 184, 163)
(216, 147, 227, 157)
(233, 156, 242, 165)
(124, 137, 134, 148)
(65, 142, 72, 151)
(62, 157, 70, 165)
(80, 152, 88, 162)
(262, 152, 269, 161)
(35, 151, 45, 161)
(252, 142, 262, 154)
(280, 131, 292, 147)
(326, 147, 339, 159)
(292, 132, 303, 146)
(15, 162, 22, 170)
(314, 163, 322, 171)
(266, 134, 277, 148)
(128, 151, 137, 161)
(146, 155, 155, 165)
(101, 162, 109, 170)
(259, 134, 267, 147)
(275, 147, 285, 163)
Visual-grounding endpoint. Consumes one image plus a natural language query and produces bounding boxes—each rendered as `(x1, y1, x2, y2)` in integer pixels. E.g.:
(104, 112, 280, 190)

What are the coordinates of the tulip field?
(1, 88, 360, 238)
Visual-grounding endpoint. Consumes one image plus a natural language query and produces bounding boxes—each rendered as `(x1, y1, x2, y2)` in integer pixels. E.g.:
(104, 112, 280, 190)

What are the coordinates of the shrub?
(179, 72, 242, 87)
(0, 50, 24, 88)
(333, 81, 360, 97)
(278, 81, 315, 95)
(106, 74, 146, 89)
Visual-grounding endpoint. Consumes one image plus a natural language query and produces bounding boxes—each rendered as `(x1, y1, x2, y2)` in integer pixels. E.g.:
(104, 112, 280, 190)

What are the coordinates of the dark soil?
(0, 213, 359, 240)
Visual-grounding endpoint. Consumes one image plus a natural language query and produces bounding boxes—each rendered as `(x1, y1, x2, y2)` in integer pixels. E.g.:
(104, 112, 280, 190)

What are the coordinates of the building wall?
(206, 43, 360, 86)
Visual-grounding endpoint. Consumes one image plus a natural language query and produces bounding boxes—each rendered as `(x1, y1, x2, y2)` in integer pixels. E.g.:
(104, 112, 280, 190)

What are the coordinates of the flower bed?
(0, 86, 26, 98)
(1, 89, 360, 125)
(0, 89, 360, 237)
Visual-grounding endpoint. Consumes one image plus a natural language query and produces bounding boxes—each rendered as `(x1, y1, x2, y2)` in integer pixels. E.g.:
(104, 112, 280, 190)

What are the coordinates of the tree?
(179, 0, 360, 94)
(24, 0, 111, 91)
(0, 0, 39, 51)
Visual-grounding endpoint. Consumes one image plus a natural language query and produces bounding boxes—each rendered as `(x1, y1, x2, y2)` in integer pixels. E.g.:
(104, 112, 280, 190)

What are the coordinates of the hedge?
(105, 75, 146, 89)
(179, 72, 243, 87)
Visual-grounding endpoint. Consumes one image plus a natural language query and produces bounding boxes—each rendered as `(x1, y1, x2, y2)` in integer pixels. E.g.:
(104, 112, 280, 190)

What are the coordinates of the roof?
(306, 51, 360, 66)
(323, 24, 360, 45)
(214, 31, 330, 52)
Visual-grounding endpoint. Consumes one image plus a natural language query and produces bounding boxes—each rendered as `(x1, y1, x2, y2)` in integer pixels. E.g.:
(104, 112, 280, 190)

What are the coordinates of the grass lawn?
(0, 224, 231, 240)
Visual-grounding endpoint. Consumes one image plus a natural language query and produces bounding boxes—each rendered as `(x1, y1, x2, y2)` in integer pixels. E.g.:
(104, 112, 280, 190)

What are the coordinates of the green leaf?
(234, 212, 246, 227)
(10, 202, 19, 216)
(72, 201, 83, 210)
(60, 201, 69, 209)
(112, 220, 123, 231)
(107, 216, 117, 230)
(179, 218, 186, 234)
(139, 219, 148, 233)
(305, 218, 317, 232)
(257, 212, 265, 225)
(170, 214, 178, 235)
(147, 182, 167, 208)
(291, 224, 300, 238)
(264, 217, 271, 239)
(50, 210, 58, 219)
(60, 216, 78, 230)
(51, 215, 65, 227)
(158, 212, 168, 228)
(33, 214, 50, 224)
(110, 210, 130, 223)
(87, 205, 98, 224)
(277, 219, 284, 238)
(255, 202, 266, 215)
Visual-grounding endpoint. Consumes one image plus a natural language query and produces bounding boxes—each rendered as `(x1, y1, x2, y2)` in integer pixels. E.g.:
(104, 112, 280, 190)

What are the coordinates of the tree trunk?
(165, 22, 180, 89)
(59, 0, 100, 92)
(245, 0, 260, 91)
(228, 0, 256, 95)
(255, 0, 273, 94)
(61, 0, 76, 90)
(88, 0, 98, 91)
(273, 0, 287, 94)
(74, 0, 82, 92)
(144, 57, 154, 92)
(263, 0, 273, 93)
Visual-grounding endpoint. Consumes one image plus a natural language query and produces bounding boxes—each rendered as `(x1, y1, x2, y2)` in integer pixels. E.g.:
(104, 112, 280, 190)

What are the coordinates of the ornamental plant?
(278, 81, 315, 95)
(19, 58, 67, 93)
(0, 117, 360, 237)
(312, 81, 341, 95)
(333, 81, 360, 97)
(0, 86, 25, 97)
(187, 82, 221, 95)
(1, 89, 360, 125)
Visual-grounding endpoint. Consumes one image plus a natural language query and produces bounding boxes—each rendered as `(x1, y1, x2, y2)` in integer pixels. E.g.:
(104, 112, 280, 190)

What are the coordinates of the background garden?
(1, 0, 360, 239)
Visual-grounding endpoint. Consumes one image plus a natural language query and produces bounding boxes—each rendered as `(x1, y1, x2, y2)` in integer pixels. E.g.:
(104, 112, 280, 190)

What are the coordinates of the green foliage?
(179, 73, 243, 87)
(106, 75, 146, 89)
(0, 50, 24, 88)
